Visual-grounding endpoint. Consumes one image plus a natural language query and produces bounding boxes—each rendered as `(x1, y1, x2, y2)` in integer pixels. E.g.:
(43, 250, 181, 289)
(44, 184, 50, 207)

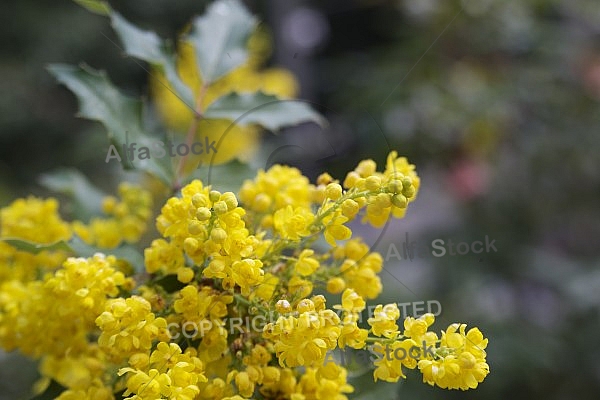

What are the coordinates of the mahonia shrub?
(0, 0, 489, 398)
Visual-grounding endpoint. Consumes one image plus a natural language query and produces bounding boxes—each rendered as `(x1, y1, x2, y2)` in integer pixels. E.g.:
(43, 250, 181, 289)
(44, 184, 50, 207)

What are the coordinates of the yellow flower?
(73, 183, 152, 249)
(273, 205, 315, 241)
(417, 323, 490, 390)
(239, 165, 313, 214)
(0, 196, 71, 282)
(264, 310, 341, 368)
(251, 272, 279, 301)
(335, 288, 366, 314)
(144, 238, 185, 274)
(403, 313, 435, 343)
(295, 249, 320, 276)
(334, 240, 383, 299)
(96, 296, 170, 360)
(297, 366, 353, 400)
(326, 277, 346, 294)
(232, 259, 264, 295)
(367, 304, 400, 339)
(119, 341, 207, 400)
(371, 339, 419, 382)
(338, 313, 368, 349)
(288, 276, 313, 300)
(0, 254, 127, 358)
(322, 211, 352, 247)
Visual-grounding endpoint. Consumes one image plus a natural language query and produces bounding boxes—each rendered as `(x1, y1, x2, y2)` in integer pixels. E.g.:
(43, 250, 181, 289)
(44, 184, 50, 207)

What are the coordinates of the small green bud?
(402, 186, 416, 198)
(387, 179, 403, 193)
(391, 194, 408, 208)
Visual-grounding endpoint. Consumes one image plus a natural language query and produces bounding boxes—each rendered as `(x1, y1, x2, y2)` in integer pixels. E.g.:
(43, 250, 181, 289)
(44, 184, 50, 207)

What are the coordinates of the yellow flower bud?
(317, 172, 334, 185)
(188, 220, 204, 235)
(177, 267, 194, 283)
(276, 299, 292, 313)
(211, 227, 227, 243)
(365, 175, 382, 191)
(367, 203, 384, 217)
(235, 372, 254, 398)
(296, 299, 315, 313)
(311, 294, 326, 311)
(341, 199, 359, 217)
(254, 194, 271, 212)
(102, 196, 117, 213)
(184, 237, 199, 253)
(387, 179, 403, 193)
(221, 192, 238, 210)
(356, 159, 376, 177)
(196, 207, 212, 221)
(391, 194, 408, 208)
(311, 185, 327, 204)
(325, 183, 343, 200)
(375, 193, 392, 208)
(263, 366, 280, 383)
(192, 193, 207, 207)
(128, 353, 149, 370)
(459, 351, 477, 368)
(343, 171, 361, 188)
(209, 190, 221, 202)
(402, 186, 416, 198)
(326, 277, 346, 294)
(213, 201, 228, 215)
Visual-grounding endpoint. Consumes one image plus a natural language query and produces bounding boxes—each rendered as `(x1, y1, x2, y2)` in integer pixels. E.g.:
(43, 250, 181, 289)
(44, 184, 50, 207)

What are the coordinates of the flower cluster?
(73, 183, 153, 249)
(0, 1, 493, 397)
(0, 152, 490, 398)
(367, 311, 490, 389)
(0, 197, 71, 282)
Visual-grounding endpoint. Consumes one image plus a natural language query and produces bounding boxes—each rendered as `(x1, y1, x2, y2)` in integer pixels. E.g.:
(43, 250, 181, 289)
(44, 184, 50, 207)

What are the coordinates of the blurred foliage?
(316, 0, 600, 399)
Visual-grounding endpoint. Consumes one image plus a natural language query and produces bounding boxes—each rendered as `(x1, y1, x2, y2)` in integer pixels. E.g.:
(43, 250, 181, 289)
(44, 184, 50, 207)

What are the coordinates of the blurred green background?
(1, 0, 600, 399)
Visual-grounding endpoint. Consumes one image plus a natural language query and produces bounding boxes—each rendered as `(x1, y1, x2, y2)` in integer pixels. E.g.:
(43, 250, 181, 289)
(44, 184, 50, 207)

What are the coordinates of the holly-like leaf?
(154, 274, 186, 293)
(69, 236, 145, 273)
(0, 236, 144, 272)
(29, 379, 66, 400)
(39, 168, 106, 221)
(0, 238, 72, 255)
(72, 0, 111, 16)
(48, 64, 140, 147)
(110, 12, 195, 109)
(48, 64, 174, 184)
(191, 159, 256, 193)
(186, 0, 257, 83)
(204, 92, 327, 131)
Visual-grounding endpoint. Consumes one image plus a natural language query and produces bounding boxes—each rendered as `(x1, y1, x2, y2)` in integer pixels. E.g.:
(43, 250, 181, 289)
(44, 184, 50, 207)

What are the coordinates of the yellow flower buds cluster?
(0, 151, 490, 399)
